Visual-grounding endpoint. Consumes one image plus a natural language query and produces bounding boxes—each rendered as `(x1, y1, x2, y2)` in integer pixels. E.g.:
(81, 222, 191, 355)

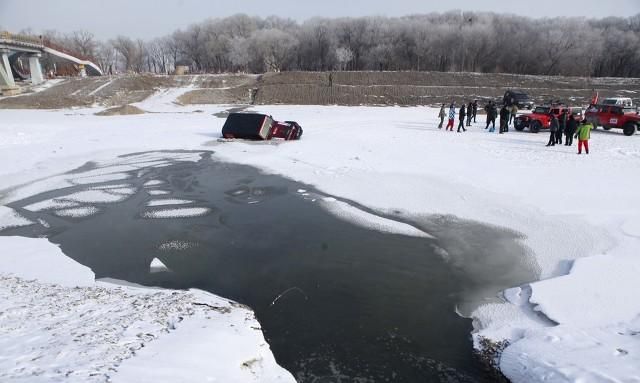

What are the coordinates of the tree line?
(24, 11, 640, 77)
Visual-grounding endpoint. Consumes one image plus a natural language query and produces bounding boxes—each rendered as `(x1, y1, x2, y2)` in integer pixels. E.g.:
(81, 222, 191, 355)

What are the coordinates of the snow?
(114, 290, 296, 383)
(91, 183, 133, 190)
(24, 198, 81, 211)
(131, 79, 198, 113)
(0, 237, 294, 383)
(0, 206, 33, 230)
(530, 251, 640, 328)
(72, 172, 131, 184)
(1, 97, 639, 382)
(500, 316, 640, 383)
(320, 198, 435, 238)
(143, 180, 165, 187)
(147, 189, 171, 196)
(149, 257, 171, 273)
(88, 78, 115, 96)
(142, 207, 211, 219)
(146, 198, 193, 207)
(55, 206, 100, 218)
(0, 236, 94, 287)
(64, 189, 131, 203)
(159, 240, 198, 251)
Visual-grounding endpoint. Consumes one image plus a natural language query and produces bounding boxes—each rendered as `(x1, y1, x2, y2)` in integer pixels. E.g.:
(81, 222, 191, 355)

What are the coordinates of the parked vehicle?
(503, 90, 534, 110)
(221, 113, 303, 140)
(515, 104, 583, 133)
(601, 97, 633, 108)
(585, 104, 640, 136)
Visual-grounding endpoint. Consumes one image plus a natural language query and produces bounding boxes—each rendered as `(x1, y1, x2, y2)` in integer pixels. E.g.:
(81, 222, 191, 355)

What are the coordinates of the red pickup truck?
(584, 104, 639, 136)
(515, 105, 583, 133)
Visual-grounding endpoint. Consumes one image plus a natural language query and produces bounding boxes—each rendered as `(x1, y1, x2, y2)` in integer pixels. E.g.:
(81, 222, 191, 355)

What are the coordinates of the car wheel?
(515, 123, 524, 131)
(530, 121, 541, 133)
(623, 123, 637, 136)
(603, 126, 612, 131)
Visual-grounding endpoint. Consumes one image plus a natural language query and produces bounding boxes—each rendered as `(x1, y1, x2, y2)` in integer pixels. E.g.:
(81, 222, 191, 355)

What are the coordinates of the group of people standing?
(546, 110, 592, 154)
(438, 100, 478, 132)
(438, 101, 479, 132)
(439, 101, 518, 134)
(436, 101, 593, 154)
(484, 101, 518, 133)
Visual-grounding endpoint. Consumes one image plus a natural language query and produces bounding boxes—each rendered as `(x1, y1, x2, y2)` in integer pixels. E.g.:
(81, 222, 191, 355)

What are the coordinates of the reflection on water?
(2, 151, 536, 382)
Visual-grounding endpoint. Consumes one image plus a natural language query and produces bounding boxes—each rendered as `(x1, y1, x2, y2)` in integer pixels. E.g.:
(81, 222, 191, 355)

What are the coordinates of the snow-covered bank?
(1, 98, 639, 381)
(0, 236, 294, 383)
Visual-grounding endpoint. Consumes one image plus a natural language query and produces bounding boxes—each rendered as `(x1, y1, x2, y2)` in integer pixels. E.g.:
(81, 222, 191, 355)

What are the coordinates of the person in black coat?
(546, 114, 559, 146)
(565, 114, 578, 146)
(484, 101, 496, 131)
(472, 100, 478, 123)
(499, 106, 509, 134)
(557, 110, 568, 145)
(458, 104, 467, 132)
(466, 101, 473, 126)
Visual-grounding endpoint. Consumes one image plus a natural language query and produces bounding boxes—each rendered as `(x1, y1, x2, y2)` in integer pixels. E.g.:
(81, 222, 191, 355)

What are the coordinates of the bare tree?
(110, 36, 138, 72)
(67, 30, 97, 58)
(24, 12, 640, 78)
(95, 41, 117, 74)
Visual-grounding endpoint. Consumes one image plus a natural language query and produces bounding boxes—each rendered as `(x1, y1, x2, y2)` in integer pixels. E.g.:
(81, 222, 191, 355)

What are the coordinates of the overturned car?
(221, 113, 303, 141)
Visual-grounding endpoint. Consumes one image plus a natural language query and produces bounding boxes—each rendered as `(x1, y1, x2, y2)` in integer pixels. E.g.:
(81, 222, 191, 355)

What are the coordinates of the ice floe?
(63, 190, 131, 203)
(147, 189, 171, 196)
(146, 199, 193, 207)
(0, 206, 33, 231)
(321, 199, 435, 239)
(150, 257, 171, 273)
(142, 207, 210, 219)
(24, 198, 80, 212)
(143, 180, 165, 187)
(55, 206, 100, 218)
(159, 240, 199, 251)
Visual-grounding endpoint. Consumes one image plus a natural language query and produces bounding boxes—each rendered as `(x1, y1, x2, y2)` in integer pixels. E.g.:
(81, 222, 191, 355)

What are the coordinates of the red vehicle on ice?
(221, 113, 303, 140)
(514, 104, 583, 133)
(584, 104, 639, 136)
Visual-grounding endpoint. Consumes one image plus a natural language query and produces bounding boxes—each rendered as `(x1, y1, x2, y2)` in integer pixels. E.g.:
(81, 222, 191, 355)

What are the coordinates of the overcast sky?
(1, 0, 639, 40)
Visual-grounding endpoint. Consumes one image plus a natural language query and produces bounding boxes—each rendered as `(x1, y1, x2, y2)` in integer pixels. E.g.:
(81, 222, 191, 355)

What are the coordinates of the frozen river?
(3, 151, 537, 382)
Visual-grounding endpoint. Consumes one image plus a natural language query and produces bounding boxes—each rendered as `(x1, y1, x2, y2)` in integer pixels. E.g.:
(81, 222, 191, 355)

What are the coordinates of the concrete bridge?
(0, 31, 103, 95)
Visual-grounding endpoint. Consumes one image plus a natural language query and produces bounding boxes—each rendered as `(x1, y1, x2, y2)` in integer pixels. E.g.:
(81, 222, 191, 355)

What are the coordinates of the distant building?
(174, 60, 191, 75)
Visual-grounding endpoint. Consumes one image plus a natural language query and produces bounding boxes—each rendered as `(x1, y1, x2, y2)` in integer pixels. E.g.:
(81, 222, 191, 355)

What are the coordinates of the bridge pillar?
(28, 53, 44, 85)
(0, 48, 20, 95)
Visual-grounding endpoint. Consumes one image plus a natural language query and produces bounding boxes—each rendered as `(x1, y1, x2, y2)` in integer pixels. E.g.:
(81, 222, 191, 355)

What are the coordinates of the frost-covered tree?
(19, 12, 640, 77)
(248, 29, 297, 72)
(335, 47, 354, 71)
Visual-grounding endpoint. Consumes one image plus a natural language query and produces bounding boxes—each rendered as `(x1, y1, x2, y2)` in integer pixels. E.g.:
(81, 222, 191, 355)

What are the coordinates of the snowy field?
(1, 85, 639, 382)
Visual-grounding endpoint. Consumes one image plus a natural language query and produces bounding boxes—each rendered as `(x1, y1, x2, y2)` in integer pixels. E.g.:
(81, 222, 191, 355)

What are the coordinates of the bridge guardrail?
(0, 31, 44, 46)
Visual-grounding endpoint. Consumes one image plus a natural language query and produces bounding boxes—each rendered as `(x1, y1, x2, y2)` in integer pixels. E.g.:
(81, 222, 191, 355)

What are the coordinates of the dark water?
(2, 151, 536, 382)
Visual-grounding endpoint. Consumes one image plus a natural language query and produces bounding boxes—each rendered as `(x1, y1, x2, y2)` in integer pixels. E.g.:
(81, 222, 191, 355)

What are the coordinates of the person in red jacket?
(446, 103, 456, 131)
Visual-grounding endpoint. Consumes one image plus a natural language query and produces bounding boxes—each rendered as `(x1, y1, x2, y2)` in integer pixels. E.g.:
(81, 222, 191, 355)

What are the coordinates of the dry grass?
(94, 104, 145, 116)
(2, 71, 638, 109)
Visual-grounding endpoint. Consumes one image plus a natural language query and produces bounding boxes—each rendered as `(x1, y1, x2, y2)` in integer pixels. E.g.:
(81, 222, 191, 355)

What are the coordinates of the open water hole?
(3, 151, 537, 382)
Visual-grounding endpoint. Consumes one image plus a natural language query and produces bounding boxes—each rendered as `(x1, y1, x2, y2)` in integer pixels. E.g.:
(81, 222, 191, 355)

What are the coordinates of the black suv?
(503, 90, 534, 110)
